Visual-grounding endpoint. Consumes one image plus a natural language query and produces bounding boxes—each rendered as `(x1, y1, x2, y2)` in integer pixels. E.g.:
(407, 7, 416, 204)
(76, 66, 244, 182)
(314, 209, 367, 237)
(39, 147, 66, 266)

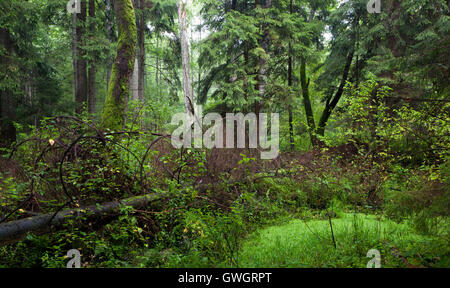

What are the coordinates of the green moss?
(101, 64, 124, 131)
(101, 0, 137, 131)
(238, 213, 449, 268)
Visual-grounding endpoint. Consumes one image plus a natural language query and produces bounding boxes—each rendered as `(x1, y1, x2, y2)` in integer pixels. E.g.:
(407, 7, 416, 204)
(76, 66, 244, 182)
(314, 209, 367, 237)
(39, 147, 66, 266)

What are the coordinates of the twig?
(328, 213, 337, 249)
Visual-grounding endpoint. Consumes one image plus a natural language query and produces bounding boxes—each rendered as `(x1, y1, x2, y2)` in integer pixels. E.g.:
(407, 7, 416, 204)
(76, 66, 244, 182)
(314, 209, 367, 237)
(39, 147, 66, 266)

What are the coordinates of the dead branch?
(0, 193, 161, 246)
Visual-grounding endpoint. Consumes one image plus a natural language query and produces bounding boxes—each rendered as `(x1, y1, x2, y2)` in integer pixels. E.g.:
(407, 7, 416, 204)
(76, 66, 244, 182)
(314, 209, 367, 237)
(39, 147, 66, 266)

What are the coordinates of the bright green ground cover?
(238, 213, 449, 268)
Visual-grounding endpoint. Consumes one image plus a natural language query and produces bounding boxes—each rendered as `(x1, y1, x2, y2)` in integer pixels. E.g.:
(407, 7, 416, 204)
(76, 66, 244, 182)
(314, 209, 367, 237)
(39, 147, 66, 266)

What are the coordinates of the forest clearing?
(0, 0, 448, 269)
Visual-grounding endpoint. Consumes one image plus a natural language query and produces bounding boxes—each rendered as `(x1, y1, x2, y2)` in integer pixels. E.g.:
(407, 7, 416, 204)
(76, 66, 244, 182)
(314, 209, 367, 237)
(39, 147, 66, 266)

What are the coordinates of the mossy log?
(0, 193, 160, 246)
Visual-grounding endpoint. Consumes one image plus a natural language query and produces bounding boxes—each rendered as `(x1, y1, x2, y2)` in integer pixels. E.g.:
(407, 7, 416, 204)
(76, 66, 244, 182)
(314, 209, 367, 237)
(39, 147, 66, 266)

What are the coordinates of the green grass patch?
(238, 213, 449, 268)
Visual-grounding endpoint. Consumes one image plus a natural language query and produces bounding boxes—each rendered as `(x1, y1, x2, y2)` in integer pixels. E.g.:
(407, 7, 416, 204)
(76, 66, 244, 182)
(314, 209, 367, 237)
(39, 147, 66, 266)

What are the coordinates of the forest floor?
(237, 213, 449, 268)
(0, 127, 448, 268)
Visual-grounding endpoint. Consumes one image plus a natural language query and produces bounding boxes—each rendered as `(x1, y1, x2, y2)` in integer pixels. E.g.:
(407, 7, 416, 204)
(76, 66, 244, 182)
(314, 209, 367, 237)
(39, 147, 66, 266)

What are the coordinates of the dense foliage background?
(0, 0, 448, 268)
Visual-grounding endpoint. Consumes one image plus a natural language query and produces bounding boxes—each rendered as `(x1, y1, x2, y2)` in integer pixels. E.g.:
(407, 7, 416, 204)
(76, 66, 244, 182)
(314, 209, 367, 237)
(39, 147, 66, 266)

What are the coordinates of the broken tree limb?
(0, 193, 161, 246)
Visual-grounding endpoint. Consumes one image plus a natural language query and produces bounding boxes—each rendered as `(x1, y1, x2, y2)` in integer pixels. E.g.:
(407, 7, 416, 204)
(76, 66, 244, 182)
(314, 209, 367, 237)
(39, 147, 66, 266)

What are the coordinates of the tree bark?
(137, 0, 146, 102)
(72, 13, 78, 106)
(101, 0, 137, 131)
(297, 8, 319, 147)
(300, 56, 318, 146)
(254, 0, 271, 144)
(287, 0, 294, 150)
(105, 0, 114, 89)
(131, 56, 139, 101)
(130, 0, 146, 102)
(75, 0, 88, 114)
(156, 36, 160, 96)
(88, 0, 96, 114)
(316, 50, 354, 136)
(178, 0, 195, 118)
(255, 0, 271, 111)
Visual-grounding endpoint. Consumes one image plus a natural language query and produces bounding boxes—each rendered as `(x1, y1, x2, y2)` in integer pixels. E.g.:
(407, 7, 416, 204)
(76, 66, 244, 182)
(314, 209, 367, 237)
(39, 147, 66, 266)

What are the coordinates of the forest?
(0, 0, 448, 269)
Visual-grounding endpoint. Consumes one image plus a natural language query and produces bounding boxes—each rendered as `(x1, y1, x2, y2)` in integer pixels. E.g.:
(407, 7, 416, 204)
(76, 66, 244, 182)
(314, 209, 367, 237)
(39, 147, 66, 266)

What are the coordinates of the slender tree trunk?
(72, 13, 78, 104)
(137, 0, 145, 102)
(105, 0, 114, 89)
(243, 42, 249, 101)
(156, 36, 160, 98)
(101, 0, 137, 131)
(130, 0, 146, 102)
(155, 37, 159, 86)
(255, 0, 271, 144)
(242, 0, 249, 102)
(256, 0, 271, 108)
(75, 0, 88, 114)
(131, 57, 139, 101)
(288, 44, 294, 150)
(197, 23, 202, 100)
(178, 0, 195, 118)
(316, 50, 354, 136)
(287, 0, 294, 150)
(299, 8, 320, 146)
(300, 56, 318, 146)
(288, 105, 294, 149)
(88, 0, 96, 114)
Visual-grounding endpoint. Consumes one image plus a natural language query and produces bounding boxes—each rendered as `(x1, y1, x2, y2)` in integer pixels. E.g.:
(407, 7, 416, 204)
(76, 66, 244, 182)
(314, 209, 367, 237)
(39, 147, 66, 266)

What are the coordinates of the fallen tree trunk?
(0, 193, 160, 246)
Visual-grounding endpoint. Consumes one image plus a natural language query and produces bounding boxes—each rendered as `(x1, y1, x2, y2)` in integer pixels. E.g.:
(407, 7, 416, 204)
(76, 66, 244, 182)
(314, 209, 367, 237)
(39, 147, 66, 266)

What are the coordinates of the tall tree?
(301, 0, 361, 145)
(130, 0, 150, 102)
(178, 0, 195, 118)
(75, 0, 88, 114)
(88, 0, 96, 114)
(287, 0, 294, 150)
(316, 49, 354, 137)
(72, 11, 78, 108)
(101, 0, 137, 130)
(105, 0, 115, 89)
(254, 0, 271, 117)
(198, 0, 268, 113)
(137, 0, 148, 102)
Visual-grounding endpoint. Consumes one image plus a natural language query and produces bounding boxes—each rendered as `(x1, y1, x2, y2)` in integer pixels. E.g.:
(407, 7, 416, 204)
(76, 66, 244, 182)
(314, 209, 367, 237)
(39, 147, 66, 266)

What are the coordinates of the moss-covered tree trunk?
(101, 0, 137, 131)
(316, 50, 354, 137)
(300, 56, 318, 146)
